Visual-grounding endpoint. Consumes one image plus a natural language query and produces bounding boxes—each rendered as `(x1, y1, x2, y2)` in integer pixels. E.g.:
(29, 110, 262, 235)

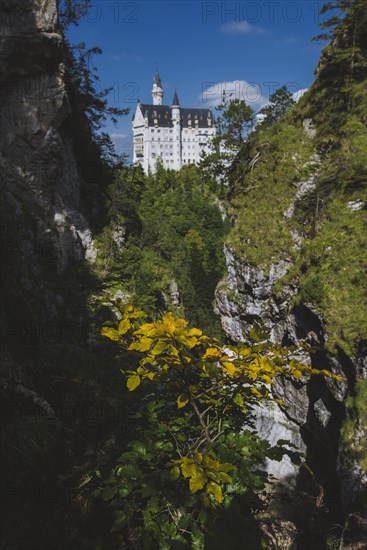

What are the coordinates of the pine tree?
(58, 0, 91, 30)
(314, 0, 367, 111)
(258, 85, 296, 129)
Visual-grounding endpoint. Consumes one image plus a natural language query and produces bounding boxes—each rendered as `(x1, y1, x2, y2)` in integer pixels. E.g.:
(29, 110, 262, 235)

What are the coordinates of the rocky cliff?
(215, 14, 367, 537)
(215, 243, 367, 543)
(0, 0, 95, 319)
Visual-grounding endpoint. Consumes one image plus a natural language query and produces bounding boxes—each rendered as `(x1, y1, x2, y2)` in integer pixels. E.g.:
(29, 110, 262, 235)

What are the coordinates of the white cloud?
(200, 80, 267, 109)
(221, 20, 265, 34)
(292, 88, 308, 102)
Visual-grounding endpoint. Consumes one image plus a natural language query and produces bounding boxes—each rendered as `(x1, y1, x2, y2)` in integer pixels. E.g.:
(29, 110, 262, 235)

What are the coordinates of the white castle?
(132, 69, 216, 173)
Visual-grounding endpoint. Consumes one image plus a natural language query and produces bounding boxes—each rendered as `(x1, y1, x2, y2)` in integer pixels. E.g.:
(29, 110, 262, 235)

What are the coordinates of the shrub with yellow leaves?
(96, 305, 342, 549)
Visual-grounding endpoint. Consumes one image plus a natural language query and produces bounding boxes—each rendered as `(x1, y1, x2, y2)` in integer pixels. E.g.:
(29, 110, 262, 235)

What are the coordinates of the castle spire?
(172, 89, 180, 106)
(154, 66, 162, 88)
(152, 66, 163, 105)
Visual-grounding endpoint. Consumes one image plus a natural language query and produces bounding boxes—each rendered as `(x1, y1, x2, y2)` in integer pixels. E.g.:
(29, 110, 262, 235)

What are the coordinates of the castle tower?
(171, 89, 181, 170)
(152, 68, 163, 105)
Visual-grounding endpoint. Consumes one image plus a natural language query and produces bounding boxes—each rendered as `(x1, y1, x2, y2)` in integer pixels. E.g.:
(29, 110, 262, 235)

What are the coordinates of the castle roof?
(139, 104, 213, 128)
(172, 90, 180, 106)
(154, 68, 162, 88)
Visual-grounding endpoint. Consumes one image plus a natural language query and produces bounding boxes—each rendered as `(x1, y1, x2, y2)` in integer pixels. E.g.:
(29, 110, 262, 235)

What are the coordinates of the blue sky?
(67, 1, 329, 159)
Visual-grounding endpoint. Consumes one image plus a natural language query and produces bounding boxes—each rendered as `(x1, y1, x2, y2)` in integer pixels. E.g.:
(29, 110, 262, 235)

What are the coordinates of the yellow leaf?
(193, 450, 203, 464)
(177, 393, 189, 409)
(222, 361, 237, 376)
(101, 327, 120, 342)
(189, 473, 207, 493)
(188, 328, 202, 337)
(126, 375, 141, 391)
(181, 462, 196, 478)
(251, 387, 262, 397)
(203, 456, 220, 470)
(292, 369, 302, 380)
(206, 482, 223, 503)
(170, 466, 180, 481)
(129, 337, 153, 352)
(261, 375, 273, 385)
(215, 472, 232, 484)
(260, 356, 273, 371)
(207, 471, 220, 483)
(174, 317, 188, 328)
(139, 337, 153, 352)
(129, 309, 146, 319)
(118, 318, 131, 335)
(203, 347, 222, 360)
(150, 341, 167, 355)
(134, 323, 154, 336)
(187, 337, 199, 349)
(128, 341, 140, 351)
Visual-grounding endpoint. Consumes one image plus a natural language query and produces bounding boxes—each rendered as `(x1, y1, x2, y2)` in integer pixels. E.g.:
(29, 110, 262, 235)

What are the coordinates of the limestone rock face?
(215, 246, 295, 343)
(215, 245, 366, 529)
(0, 0, 95, 303)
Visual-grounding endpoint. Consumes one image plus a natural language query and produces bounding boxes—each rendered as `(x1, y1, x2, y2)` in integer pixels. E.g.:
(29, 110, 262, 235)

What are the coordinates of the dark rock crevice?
(215, 246, 366, 546)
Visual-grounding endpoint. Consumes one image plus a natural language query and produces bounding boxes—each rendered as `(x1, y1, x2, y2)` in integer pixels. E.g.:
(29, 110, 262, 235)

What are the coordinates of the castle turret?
(152, 68, 163, 105)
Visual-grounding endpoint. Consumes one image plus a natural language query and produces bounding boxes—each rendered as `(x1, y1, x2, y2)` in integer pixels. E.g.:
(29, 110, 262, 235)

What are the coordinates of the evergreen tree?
(58, 0, 91, 30)
(215, 98, 255, 149)
(258, 85, 296, 129)
(313, 0, 367, 112)
(200, 98, 255, 181)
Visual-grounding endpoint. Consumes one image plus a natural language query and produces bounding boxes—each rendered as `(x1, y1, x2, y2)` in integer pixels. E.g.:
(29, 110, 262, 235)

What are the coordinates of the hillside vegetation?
(226, 0, 367, 357)
(95, 164, 228, 336)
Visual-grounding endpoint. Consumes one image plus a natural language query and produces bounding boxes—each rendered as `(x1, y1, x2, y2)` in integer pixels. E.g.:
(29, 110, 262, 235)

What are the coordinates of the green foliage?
(227, 117, 316, 268)
(215, 98, 255, 147)
(97, 306, 339, 548)
(95, 164, 227, 335)
(258, 86, 296, 129)
(341, 380, 367, 472)
(58, 0, 91, 29)
(200, 98, 255, 181)
(297, 195, 367, 355)
(60, 12, 130, 230)
(225, 0, 367, 357)
(64, 42, 128, 153)
(305, 0, 367, 134)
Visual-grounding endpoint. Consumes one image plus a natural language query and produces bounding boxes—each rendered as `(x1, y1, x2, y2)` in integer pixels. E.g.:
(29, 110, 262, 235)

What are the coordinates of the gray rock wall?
(215, 245, 367, 536)
(0, 0, 95, 305)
